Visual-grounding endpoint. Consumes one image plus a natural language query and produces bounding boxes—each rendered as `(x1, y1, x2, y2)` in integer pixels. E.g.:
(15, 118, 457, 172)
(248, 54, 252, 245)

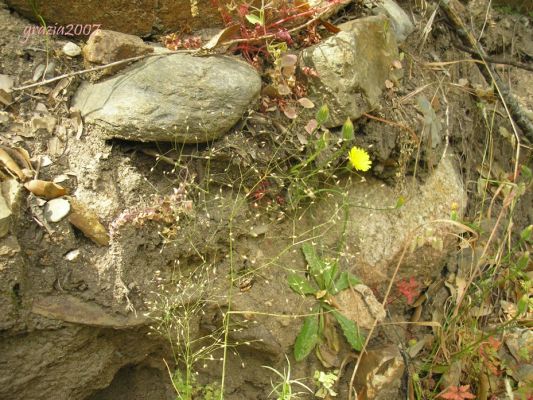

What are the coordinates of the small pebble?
(62, 42, 81, 57)
(64, 249, 80, 261)
(44, 197, 70, 222)
(44, 61, 56, 79)
(32, 64, 45, 82)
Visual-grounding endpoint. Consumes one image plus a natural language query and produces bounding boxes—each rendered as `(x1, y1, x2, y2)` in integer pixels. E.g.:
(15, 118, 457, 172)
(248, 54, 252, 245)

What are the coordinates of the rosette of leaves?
(288, 243, 365, 362)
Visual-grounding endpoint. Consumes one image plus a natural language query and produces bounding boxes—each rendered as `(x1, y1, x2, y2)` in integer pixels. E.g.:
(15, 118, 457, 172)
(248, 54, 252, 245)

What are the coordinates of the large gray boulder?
(73, 54, 262, 143)
(300, 15, 399, 128)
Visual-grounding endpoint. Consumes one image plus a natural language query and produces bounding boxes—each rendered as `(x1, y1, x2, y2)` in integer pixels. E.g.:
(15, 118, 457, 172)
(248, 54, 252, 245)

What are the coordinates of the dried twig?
(12, 50, 197, 91)
(453, 42, 533, 72)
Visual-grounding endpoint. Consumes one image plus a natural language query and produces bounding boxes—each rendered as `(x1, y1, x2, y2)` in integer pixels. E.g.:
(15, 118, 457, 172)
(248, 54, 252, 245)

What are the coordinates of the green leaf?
(302, 243, 325, 289)
(342, 118, 354, 140)
(331, 310, 364, 351)
(245, 13, 263, 26)
(521, 164, 532, 180)
(332, 272, 361, 294)
(515, 252, 530, 271)
(520, 225, 532, 243)
(517, 294, 529, 316)
(316, 104, 329, 125)
(395, 196, 405, 209)
(322, 260, 338, 293)
(294, 315, 319, 361)
(288, 273, 316, 296)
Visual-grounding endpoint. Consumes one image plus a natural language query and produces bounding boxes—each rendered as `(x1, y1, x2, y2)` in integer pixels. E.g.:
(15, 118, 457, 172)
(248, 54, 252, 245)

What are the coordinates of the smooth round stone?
(44, 197, 71, 222)
(62, 42, 82, 57)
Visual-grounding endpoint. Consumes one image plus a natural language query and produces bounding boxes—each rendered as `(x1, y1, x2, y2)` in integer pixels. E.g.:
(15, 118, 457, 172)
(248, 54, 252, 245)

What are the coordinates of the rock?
(32, 64, 46, 82)
(353, 345, 405, 400)
(0, 325, 165, 400)
(62, 41, 82, 57)
(67, 197, 110, 246)
(0, 179, 23, 237)
(32, 295, 147, 327)
(299, 15, 399, 128)
(44, 61, 56, 79)
(72, 54, 262, 143)
(64, 249, 80, 261)
(0, 74, 13, 92)
(310, 154, 467, 287)
(44, 198, 71, 222)
(0, 111, 9, 125)
(0, 192, 12, 238)
(31, 115, 57, 133)
(4, 0, 239, 36)
(82, 29, 153, 66)
(373, 0, 415, 43)
(335, 284, 386, 330)
(0, 235, 20, 257)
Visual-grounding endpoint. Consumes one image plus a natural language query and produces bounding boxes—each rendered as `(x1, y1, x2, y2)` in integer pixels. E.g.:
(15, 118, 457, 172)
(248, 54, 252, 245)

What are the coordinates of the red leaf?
(439, 385, 476, 400)
(396, 277, 420, 305)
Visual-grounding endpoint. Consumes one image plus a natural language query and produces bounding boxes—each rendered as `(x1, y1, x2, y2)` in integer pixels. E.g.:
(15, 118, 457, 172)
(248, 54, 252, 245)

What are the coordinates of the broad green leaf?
(342, 118, 354, 140)
(245, 13, 263, 26)
(294, 315, 319, 361)
(302, 243, 325, 289)
(288, 273, 316, 296)
(331, 310, 364, 351)
(332, 272, 361, 294)
(316, 104, 329, 125)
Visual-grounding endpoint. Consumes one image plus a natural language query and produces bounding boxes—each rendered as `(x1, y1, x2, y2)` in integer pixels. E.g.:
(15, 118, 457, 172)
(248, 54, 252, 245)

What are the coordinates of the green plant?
(145, 266, 226, 400)
(170, 370, 222, 400)
(262, 355, 313, 399)
(286, 105, 367, 210)
(288, 243, 365, 361)
(314, 369, 339, 398)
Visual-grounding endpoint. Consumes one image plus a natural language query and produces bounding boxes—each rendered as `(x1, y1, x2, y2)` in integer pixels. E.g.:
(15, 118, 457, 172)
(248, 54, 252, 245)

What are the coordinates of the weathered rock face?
(4, 0, 234, 36)
(0, 325, 169, 400)
(300, 15, 399, 128)
(72, 54, 262, 143)
(308, 154, 467, 287)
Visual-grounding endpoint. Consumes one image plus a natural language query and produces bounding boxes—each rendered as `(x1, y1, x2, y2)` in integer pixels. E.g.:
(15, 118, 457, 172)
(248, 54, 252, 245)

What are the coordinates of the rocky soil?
(0, 0, 531, 399)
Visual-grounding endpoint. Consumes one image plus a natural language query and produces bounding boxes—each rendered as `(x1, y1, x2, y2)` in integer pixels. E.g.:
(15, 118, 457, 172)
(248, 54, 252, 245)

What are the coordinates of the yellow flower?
(348, 146, 372, 172)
